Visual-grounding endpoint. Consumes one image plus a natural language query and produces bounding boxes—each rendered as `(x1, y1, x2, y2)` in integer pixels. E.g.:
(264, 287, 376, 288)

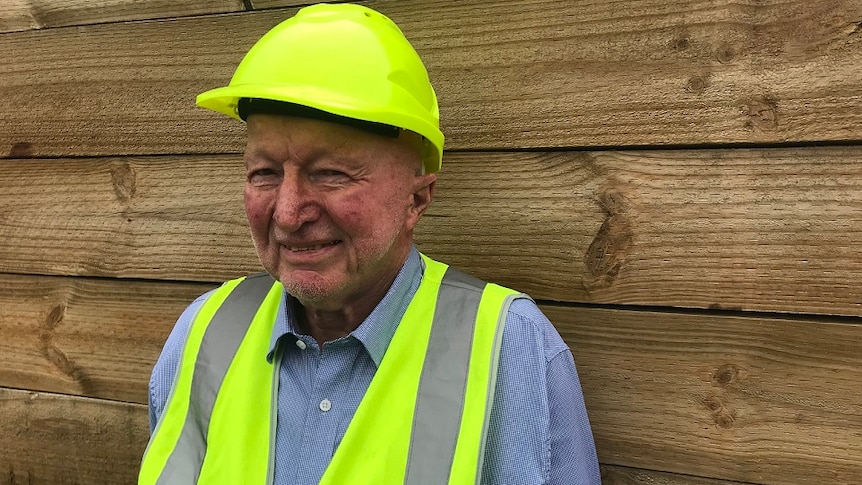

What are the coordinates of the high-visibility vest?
(139, 254, 523, 484)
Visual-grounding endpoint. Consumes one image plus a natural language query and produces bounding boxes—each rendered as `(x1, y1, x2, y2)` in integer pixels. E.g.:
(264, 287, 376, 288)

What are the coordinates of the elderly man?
(140, 3, 599, 484)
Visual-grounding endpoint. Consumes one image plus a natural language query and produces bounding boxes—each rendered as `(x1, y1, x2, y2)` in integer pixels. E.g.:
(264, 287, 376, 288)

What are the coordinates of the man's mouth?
(286, 240, 341, 252)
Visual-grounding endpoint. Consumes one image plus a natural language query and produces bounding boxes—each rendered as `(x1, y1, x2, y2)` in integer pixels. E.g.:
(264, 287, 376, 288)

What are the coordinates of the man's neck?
(290, 259, 408, 347)
(295, 301, 376, 346)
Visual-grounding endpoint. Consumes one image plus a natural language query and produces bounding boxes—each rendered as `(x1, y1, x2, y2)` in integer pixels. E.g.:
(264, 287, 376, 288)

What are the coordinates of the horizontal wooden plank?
(0, 390, 750, 485)
(3, 0, 862, 157)
(0, 387, 147, 485)
(0, 392, 755, 485)
(0, 274, 214, 404)
(556, 306, 862, 485)
(250, 0, 350, 10)
(0, 0, 244, 34)
(421, 147, 862, 315)
(2, 274, 860, 483)
(1, 147, 860, 314)
(601, 464, 752, 484)
(387, 0, 862, 158)
(0, 155, 259, 280)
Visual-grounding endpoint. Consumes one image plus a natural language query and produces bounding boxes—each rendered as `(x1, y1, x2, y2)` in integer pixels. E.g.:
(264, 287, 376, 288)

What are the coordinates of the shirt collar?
(266, 247, 424, 367)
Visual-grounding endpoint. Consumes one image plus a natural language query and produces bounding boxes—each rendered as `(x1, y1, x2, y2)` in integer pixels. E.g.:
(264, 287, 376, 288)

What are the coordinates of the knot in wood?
(714, 411, 735, 429)
(744, 96, 779, 131)
(111, 162, 137, 203)
(45, 303, 66, 330)
(584, 185, 634, 289)
(598, 187, 630, 216)
(703, 396, 723, 412)
(702, 395, 736, 429)
(670, 34, 691, 51)
(685, 75, 709, 95)
(715, 43, 736, 64)
(8, 142, 34, 158)
(712, 363, 740, 387)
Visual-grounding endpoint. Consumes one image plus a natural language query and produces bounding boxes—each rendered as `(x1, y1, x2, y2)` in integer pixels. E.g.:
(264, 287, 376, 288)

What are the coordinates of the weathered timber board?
(421, 147, 862, 315)
(3, 0, 862, 157)
(0, 387, 148, 485)
(556, 306, 862, 485)
(601, 464, 754, 484)
(250, 0, 350, 10)
(1, 147, 860, 314)
(0, 0, 243, 33)
(0, 154, 257, 279)
(0, 389, 755, 485)
(0, 273, 214, 404)
(2, 276, 861, 484)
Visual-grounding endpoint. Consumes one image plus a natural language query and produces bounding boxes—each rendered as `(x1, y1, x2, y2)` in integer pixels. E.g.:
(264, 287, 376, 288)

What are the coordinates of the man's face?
(243, 114, 435, 311)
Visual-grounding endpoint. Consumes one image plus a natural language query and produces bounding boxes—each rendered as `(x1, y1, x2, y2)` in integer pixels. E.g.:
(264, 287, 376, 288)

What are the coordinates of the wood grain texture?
(0, 273, 214, 404)
(0, 387, 147, 485)
(2, 147, 860, 315)
(0, 0, 244, 33)
(0, 155, 258, 279)
(421, 147, 862, 315)
(0, 395, 754, 485)
(405, 0, 862, 153)
(250, 0, 348, 9)
(3, 0, 862, 158)
(555, 305, 862, 485)
(601, 464, 753, 484)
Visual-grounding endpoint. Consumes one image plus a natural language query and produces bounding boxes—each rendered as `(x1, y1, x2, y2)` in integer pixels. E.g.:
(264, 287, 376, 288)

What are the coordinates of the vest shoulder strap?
(322, 255, 525, 485)
(139, 273, 281, 485)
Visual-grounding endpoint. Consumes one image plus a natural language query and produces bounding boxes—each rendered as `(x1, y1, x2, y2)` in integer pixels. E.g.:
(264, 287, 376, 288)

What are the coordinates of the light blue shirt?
(148, 248, 600, 484)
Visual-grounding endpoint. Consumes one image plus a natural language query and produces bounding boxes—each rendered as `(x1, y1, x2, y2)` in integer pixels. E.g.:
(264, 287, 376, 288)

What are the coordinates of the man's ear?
(407, 173, 436, 230)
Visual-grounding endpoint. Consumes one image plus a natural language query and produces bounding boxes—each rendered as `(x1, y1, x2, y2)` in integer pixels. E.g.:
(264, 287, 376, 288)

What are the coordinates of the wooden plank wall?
(2, 0, 861, 483)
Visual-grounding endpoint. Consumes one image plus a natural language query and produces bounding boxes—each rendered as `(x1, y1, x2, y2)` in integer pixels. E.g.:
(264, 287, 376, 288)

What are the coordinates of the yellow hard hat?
(197, 3, 444, 173)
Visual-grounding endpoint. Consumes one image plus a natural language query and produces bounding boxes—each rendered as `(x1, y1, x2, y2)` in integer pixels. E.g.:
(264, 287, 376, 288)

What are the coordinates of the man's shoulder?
(503, 296, 570, 365)
(148, 287, 220, 429)
(152, 287, 219, 380)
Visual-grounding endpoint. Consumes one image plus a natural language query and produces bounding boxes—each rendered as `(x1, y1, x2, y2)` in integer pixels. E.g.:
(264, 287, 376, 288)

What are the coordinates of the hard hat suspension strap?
(237, 98, 400, 139)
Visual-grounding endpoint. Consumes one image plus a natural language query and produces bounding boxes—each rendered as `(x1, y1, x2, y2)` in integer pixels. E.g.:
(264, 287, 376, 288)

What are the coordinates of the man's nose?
(273, 174, 320, 231)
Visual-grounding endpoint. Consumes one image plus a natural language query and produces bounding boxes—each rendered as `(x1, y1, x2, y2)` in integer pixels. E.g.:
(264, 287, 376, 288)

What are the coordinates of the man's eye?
(248, 169, 279, 185)
(312, 170, 349, 182)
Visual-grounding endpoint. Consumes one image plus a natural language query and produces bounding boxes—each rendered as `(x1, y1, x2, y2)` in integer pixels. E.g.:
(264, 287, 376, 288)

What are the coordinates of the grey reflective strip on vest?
(404, 268, 498, 485)
(156, 274, 275, 484)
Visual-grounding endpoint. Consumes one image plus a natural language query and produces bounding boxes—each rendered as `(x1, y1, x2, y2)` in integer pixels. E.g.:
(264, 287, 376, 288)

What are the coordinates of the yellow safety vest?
(139, 255, 523, 484)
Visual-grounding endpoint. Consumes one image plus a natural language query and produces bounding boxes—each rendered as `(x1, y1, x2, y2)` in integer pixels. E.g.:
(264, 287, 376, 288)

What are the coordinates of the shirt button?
(319, 399, 332, 412)
(295, 339, 307, 350)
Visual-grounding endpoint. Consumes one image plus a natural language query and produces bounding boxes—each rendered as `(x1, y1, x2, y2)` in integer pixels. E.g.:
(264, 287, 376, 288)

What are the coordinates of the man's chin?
(279, 274, 343, 306)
